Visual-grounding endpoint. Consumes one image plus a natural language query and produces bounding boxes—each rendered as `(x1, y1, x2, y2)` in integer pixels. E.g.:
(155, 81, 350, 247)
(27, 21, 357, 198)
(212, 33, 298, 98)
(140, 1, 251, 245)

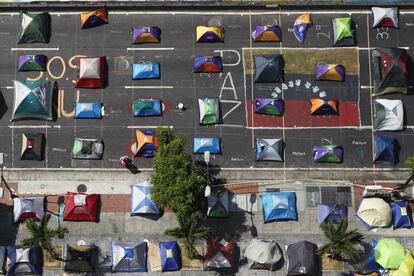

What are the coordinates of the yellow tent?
(196, 26, 224, 42)
(356, 198, 392, 228)
(391, 251, 414, 276)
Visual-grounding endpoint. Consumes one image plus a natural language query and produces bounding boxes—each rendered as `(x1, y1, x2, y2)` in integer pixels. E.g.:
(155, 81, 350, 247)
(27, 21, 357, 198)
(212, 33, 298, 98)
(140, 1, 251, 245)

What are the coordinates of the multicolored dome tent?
(63, 192, 100, 222)
(133, 26, 161, 44)
(12, 80, 53, 122)
(75, 56, 106, 88)
(72, 138, 104, 160)
(131, 181, 160, 216)
(315, 63, 345, 81)
(204, 236, 235, 269)
(160, 241, 180, 272)
(132, 62, 160, 79)
(374, 135, 397, 164)
(256, 138, 283, 161)
(18, 55, 47, 71)
(332, 17, 355, 47)
(18, 12, 51, 44)
(357, 197, 392, 229)
(80, 8, 108, 29)
(133, 99, 162, 117)
(254, 55, 284, 83)
(390, 250, 414, 276)
(374, 239, 405, 269)
(374, 99, 403, 131)
(21, 133, 44, 161)
(372, 7, 399, 28)
(391, 201, 412, 229)
(261, 192, 297, 223)
(193, 56, 223, 73)
(198, 97, 220, 125)
(312, 145, 343, 163)
(207, 190, 229, 218)
(196, 26, 224, 42)
(135, 129, 158, 157)
(255, 98, 284, 116)
(252, 25, 281, 42)
(371, 47, 409, 96)
(65, 245, 98, 273)
(310, 98, 338, 115)
(194, 137, 221, 154)
(293, 13, 312, 43)
(317, 203, 347, 224)
(13, 197, 44, 223)
(7, 245, 43, 275)
(111, 241, 147, 272)
(244, 239, 282, 271)
(287, 241, 320, 276)
(75, 102, 103, 119)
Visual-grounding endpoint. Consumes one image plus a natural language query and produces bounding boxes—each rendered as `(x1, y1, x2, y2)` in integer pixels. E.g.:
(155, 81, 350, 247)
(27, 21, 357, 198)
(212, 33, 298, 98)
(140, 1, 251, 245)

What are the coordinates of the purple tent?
(315, 63, 345, 81)
(252, 25, 281, 42)
(255, 98, 284, 115)
(132, 26, 161, 44)
(312, 145, 343, 163)
(18, 55, 47, 71)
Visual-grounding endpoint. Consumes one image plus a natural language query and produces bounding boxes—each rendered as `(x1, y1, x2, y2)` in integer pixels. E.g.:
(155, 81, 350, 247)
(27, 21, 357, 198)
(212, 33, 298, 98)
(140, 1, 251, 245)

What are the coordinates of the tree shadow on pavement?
(0, 203, 18, 246)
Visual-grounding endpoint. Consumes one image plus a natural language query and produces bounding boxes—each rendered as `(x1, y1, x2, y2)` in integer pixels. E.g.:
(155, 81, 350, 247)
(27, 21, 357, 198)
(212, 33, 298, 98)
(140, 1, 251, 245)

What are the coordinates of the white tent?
(245, 239, 282, 270)
(374, 99, 403, 131)
(131, 181, 160, 215)
(372, 7, 399, 28)
(13, 197, 44, 223)
(79, 58, 100, 79)
(357, 197, 392, 228)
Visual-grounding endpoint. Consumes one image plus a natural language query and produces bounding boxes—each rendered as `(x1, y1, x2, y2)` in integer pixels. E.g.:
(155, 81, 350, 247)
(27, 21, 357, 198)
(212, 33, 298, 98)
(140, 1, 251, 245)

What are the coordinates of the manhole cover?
(208, 17, 222, 27)
(119, 59, 130, 71)
(77, 184, 87, 193)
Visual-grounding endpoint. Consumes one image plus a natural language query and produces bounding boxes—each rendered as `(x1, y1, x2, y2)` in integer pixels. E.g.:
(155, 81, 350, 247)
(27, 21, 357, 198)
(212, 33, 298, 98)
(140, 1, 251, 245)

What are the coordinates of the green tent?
(198, 97, 220, 125)
(72, 138, 104, 160)
(332, 17, 355, 47)
(18, 12, 51, 44)
(374, 239, 405, 269)
(20, 133, 44, 161)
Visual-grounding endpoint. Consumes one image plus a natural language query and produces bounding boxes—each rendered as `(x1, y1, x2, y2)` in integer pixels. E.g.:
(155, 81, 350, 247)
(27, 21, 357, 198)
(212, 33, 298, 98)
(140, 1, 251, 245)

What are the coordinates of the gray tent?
(372, 7, 399, 28)
(111, 241, 147, 272)
(374, 99, 403, 131)
(287, 241, 320, 276)
(256, 138, 283, 161)
(72, 138, 103, 160)
(79, 58, 100, 79)
(207, 190, 229, 218)
(245, 239, 282, 271)
(254, 55, 284, 83)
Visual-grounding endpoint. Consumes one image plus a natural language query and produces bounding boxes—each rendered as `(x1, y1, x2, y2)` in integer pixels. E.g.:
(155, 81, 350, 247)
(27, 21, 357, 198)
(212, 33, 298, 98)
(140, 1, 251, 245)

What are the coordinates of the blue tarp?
(374, 135, 396, 164)
(160, 241, 180, 272)
(260, 192, 297, 223)
(75, 102, 102, 119)
(391, 201, 412, 229)
(133, 99, 162, 117)
(193, 137, 221, 154)
(317, 203, 347, 224)
(7, 245, 43, 275)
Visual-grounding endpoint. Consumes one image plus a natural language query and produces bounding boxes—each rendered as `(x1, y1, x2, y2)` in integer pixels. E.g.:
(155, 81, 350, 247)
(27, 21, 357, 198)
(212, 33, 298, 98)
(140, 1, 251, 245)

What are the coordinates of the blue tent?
(260, 192, 297, 223)
(130, 181, 160, 215)
(374, 135, 397, 164)
(193, 56, 223, 73)
(317, 203, 347, 224)
(367, 240, 382, 273)
(75, 102, 103, 119)
(160, 241, 180, 272)
(133, 99, 162, 117)
(193, 138, 221, 154)
(7, 245, 43, 275)
(391, 201, 411, 229)
(111, 241, 147, 272)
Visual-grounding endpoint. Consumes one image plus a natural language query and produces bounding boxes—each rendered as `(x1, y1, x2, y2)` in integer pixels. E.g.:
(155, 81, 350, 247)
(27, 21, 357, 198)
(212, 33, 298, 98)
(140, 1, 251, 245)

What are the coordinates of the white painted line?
(361, 86, 373, 89)
(214, 124, 245, 128)
(220, 167, 409, 172)
(247, 126, 372, 130)
(110, 10, 372, 15)
(244, 47, 411, 51)
(124, 86, 174, 89)
(11, 48, 59, 51)
(127, 47, 174, 51)
(0, 86, 14, 89)
(9, 125, 51, 129)
(127, 126, 173, 129)
(53, 125, 61, 129)
(359, 47, 410, 50)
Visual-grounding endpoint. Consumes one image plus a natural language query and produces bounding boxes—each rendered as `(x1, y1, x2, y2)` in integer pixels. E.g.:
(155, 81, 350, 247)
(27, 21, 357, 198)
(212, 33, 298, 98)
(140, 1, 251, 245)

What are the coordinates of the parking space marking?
(127, 126, 173, 129)
(124, 86, 174, 89)
(9, 125, 52, 129)
(11, 48, 59, 51)
(126, 47, 175, 51)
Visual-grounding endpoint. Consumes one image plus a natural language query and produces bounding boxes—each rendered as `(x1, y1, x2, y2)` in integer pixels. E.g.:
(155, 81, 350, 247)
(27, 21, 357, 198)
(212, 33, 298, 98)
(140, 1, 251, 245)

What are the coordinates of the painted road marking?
(11, 48, 59, 51)
(124, 86, 174, 89)
(9, 125, 52, 129)
(127, 47, 175, 51)
(127, 126, 174, 129)
(0, 86, 14, 89)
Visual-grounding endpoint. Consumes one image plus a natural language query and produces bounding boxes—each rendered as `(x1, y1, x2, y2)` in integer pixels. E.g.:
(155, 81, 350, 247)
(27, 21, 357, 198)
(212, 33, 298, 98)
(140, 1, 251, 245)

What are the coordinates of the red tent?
(75, 56, 106, 88)
(63, 192, 100, 222)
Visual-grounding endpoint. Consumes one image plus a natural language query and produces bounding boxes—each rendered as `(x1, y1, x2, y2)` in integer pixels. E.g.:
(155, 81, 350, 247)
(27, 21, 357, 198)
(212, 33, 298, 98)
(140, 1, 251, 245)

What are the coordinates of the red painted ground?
(247, 100, 360, 128)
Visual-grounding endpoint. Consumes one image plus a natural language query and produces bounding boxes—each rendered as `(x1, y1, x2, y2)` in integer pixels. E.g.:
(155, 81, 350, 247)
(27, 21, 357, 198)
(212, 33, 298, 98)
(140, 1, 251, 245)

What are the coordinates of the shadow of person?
(126, 162, 140, 175)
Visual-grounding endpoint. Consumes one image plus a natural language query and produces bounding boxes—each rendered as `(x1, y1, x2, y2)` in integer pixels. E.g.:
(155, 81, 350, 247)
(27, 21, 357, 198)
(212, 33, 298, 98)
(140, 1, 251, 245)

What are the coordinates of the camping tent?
(374, 135, 397, 164)
(13, 197, 44, 223)
(65, 245, 98, 273)
(374, 239, 405, 269)
(391, 251, 414, 276)
(7, 245, 43, 275)
(255, 98, 284, 116)
(194, 137, 221, 154)
(312, 145, 343, 163)
(133, 99, 162, 117)
(72, 138, 104, 159)
(287, 241, 320, 276)
(256, 138, 283, 161)
(193, 56, 223, 73)
(80, 8, 107, 29)
(357, 197, 392, 228)
(374, 99, 403, 131)
(12, 80, 53, 121)
(18, 12, 51, 44)
(244, 239, 282, 271)
(254, 55, 284, 83)
(293, 13, 312, 43)
(198, 97, 220, 125)
(75, 102, 103, 119)
(372, 7, 399, 28)
(311, 98, 338, 115)
(391, 201, 411, 229)
(133, 26, 161, 44)
(132, 62, 160, 79)
(317, 203, 347, 224)
(315, 63, 345, 81)
(63, 192, 100, 222)
(332, 17, 355, 47)
(204, 236, 235, 269)
(131, 181, 160, 216)
(160, 241, 180, 272)
(196, 26, 224, 42)
(136, 129, 158, 157)
(252, 25, 281, 42)
(371, 48, 408, 96)
(18, 55, 47, 71)
(75, 56, 106, 88)
(207, 190, 229, 218)
(20, 133, 44, 161)
(260, 192, 297, 222)
(111, 241, 147, 272)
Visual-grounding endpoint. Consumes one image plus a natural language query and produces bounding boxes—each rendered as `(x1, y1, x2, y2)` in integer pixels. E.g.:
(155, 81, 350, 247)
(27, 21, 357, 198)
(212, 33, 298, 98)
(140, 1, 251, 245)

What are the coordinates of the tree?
(21, 214, 68, 261)
(165, 211, 211, 259)
(151, 127, 208, 217)
(317, 218, 364, 261)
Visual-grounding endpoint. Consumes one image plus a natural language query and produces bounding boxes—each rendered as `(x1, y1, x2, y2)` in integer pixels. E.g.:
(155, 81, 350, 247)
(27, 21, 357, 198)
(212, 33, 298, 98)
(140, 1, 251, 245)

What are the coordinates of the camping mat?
(148, 242, 162, 272)
(43, 245, 62, 269)
(180, 244, 204, 270)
